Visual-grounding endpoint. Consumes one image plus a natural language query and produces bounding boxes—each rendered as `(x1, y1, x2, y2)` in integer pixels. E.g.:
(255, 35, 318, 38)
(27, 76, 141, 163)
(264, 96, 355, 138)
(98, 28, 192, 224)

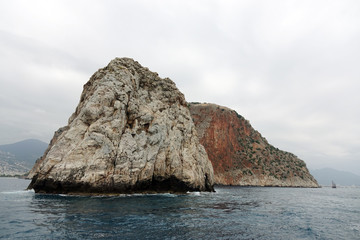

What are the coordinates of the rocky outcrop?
(189, 103, 319, 188)
(28, 58, 214, 194)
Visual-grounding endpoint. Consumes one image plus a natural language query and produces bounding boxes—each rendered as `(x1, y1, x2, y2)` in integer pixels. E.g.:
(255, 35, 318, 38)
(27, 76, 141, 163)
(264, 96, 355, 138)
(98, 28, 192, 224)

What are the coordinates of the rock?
(189, 103, 319, 188)
(28, 58, 214, 194)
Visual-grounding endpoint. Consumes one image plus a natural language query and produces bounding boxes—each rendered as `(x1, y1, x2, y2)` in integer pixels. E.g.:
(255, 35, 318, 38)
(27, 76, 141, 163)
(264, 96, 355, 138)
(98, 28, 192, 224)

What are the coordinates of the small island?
(27, 58, 214, 194)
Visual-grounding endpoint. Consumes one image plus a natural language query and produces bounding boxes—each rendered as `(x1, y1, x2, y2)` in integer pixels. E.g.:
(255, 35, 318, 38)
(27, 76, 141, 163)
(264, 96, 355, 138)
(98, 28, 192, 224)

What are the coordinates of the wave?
(33, 192, 180, 199)
(0, 189, 34, 194)
(187, 191, 201, 196)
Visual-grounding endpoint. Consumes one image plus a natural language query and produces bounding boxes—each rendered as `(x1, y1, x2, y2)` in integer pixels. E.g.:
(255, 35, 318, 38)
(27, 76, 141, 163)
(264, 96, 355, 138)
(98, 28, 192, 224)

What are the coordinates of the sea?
(0, 178, 359, 240)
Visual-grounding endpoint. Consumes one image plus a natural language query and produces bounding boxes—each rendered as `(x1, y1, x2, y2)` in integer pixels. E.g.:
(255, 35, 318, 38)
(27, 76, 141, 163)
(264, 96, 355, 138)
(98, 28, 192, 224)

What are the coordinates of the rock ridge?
(189, 102, 319, 188)
(28, 58, 214, 194)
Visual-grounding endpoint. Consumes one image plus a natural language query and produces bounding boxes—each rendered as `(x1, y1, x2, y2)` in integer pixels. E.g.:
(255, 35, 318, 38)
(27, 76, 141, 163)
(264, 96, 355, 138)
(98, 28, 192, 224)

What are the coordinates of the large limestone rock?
(189, 103, 319, 188)
(28, 58, 214, 194)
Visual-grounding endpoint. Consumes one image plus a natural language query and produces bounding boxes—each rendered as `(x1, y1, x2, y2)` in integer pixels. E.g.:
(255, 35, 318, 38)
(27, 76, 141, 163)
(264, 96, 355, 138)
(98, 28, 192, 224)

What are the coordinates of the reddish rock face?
(189, 103, 319, 187)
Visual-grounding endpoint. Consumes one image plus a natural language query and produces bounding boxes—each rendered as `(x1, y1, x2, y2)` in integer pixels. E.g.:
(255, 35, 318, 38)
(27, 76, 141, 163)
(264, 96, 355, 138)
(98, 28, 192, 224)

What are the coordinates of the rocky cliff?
(189, 103, 319, 187)
(28, 58, 214, 194)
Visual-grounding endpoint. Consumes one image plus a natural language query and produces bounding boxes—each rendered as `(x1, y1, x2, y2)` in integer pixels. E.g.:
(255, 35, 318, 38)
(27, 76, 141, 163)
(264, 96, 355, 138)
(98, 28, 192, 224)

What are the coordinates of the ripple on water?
(1, 179, 360, 239)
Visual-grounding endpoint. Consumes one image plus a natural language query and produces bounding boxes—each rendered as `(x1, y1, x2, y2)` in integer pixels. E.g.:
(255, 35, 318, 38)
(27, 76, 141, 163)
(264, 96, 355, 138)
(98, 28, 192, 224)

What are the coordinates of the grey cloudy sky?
(1, 0, 359, 174)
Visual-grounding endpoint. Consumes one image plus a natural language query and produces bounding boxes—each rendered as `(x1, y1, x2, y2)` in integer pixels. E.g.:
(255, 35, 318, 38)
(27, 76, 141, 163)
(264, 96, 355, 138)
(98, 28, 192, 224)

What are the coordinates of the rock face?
(28, 58, 214, 194)
(189, 103, 319, 188)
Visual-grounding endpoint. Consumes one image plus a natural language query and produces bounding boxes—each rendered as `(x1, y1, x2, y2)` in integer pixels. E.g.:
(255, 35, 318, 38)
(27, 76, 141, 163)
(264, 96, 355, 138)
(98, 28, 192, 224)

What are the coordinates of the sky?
(0, 0, 359, 174)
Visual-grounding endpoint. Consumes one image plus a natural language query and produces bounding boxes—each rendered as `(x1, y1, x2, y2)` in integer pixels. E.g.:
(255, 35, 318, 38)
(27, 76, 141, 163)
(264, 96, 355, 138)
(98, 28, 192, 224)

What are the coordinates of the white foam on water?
(187, 191, 201, 196)
(0, 189, 34, 194)
(129, 192, 178, 198)
(52, 192, 180, 198)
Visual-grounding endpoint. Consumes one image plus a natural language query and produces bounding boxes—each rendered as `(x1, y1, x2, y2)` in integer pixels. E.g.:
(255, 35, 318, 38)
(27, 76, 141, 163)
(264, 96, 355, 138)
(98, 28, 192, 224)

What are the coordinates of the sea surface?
(0, 178, 359, 240)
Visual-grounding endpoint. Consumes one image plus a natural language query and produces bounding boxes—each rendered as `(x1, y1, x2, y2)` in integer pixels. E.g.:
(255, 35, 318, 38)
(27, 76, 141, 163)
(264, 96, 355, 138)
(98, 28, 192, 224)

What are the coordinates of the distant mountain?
(0, 139, 48, 176)
(310, 168, 360, 186)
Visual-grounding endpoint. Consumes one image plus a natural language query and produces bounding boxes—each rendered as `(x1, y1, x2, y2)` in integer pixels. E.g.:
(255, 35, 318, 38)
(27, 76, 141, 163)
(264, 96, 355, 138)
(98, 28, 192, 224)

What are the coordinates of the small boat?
(332, 181, 336, 188)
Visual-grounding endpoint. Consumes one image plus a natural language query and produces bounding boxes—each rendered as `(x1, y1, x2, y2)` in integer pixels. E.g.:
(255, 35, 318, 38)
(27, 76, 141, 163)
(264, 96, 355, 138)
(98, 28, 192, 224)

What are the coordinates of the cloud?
(0, 0, 360, 174)
(0, 30, 92, 143)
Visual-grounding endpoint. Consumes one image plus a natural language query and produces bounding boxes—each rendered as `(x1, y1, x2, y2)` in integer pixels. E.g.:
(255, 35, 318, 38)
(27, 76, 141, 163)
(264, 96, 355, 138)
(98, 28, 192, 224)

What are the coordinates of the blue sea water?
(0, 178, 359, 240)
